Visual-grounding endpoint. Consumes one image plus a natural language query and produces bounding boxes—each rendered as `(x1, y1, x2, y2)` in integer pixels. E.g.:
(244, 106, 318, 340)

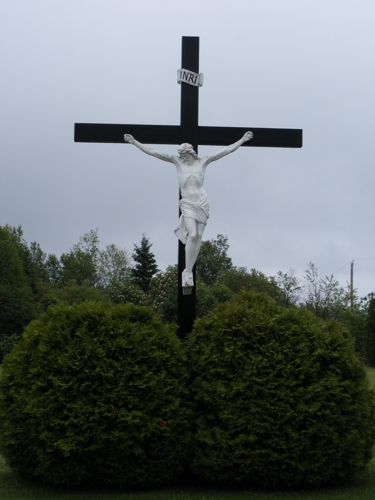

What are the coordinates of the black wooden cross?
(75, 36, 302, 338)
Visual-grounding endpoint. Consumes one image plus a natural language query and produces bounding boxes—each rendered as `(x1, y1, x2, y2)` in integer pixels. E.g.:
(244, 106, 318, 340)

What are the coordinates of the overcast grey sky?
(1, 0, 374, 298)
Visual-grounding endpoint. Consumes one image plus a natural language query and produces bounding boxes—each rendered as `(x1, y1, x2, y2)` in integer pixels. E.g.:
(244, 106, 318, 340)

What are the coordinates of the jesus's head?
(178, 143, 199, 159)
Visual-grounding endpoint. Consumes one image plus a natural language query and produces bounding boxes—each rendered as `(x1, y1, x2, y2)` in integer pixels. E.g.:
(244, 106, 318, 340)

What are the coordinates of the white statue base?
(182, 270, 194, 295)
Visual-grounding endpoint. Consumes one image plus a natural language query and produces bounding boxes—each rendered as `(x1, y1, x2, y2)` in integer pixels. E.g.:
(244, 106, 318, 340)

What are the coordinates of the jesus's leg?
(186, 221, 205, 272)
(183, 218, 206, 287)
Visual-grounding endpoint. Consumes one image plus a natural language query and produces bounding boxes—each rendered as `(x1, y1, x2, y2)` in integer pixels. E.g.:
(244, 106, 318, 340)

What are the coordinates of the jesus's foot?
(182, 270, 194, 287)
(182, 270, 194, 294)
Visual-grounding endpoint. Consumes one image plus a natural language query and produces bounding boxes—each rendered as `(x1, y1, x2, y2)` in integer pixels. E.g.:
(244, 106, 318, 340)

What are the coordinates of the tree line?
(1, 225, 374, 363)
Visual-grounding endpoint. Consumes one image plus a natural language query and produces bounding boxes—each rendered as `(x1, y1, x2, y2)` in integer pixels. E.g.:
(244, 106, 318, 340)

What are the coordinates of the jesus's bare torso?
(173, 155, 208, 202)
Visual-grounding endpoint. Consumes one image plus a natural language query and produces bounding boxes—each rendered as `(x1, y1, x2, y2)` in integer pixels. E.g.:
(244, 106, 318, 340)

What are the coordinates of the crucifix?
(75, 36, 302, 338)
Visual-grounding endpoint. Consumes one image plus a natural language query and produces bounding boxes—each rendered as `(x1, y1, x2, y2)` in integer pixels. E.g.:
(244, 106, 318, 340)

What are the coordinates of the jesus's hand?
(124, 134, 135, 144)
(243, 131, 253, 142)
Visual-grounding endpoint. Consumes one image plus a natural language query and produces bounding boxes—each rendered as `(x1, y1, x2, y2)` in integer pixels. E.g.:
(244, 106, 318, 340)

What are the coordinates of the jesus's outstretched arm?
(124, 134, 174, 163)
(205, 131, 253, 164)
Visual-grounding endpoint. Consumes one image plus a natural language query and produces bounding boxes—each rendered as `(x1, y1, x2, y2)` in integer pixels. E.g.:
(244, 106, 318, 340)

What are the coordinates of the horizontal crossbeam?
(74, 123, 302, 148)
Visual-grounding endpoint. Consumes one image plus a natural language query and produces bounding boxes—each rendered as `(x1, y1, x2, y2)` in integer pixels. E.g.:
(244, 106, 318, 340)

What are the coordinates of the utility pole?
(350, 260, 354, 310)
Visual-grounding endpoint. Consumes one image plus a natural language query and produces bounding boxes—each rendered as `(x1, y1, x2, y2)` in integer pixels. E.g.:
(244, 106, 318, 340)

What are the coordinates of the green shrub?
(0, 302, 190, 488)
(186, 292, 375, 487)
(338, 308, 367, 354)
(105, 280, 148, 307)
(196, 282, 234, 319)
(0, 333, 20, 363)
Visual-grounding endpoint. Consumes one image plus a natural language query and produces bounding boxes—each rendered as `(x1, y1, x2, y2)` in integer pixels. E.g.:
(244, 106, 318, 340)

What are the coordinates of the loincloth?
(174, 193, 210, 244)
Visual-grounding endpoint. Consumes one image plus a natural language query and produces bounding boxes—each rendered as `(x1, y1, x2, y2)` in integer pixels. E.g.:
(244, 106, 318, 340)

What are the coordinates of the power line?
(331, 257, 375, 276)
(331, 262, 351, 275)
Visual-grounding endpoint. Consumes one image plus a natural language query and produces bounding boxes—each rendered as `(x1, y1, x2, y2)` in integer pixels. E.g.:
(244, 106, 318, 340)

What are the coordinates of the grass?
(366, 366, 375, 391)
(0, 461, 375, 500)
(0, 368, 375, 500)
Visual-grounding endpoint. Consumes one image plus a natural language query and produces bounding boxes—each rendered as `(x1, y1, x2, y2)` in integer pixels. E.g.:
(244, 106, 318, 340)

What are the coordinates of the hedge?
(186, 292, 375, 487)
(0, 301, 190, 487)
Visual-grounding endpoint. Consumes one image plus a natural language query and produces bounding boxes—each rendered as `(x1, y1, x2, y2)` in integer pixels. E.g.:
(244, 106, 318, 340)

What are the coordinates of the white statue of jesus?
(124, 131, 253, 291)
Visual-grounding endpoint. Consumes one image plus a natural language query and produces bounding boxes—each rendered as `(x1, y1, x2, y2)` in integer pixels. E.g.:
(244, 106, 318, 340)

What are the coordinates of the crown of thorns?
(177, 143, 198, 158)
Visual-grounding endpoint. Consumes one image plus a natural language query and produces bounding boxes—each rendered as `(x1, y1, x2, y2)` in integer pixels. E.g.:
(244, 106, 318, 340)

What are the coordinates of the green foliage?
(105, 280, 148, 307)
(147, 267, 234, 324)
(59, 229, 100, 286)
(300, 263, 351, 320)
(221, 267, 283, 304)
(196, 235, 233, 286)
(2, 225, 50, 295)
(60, 249, 97, 286)
(97, 243, 130, 288)
(0, 227, 36, 361)
(339, 308, 367, 355)
(186, 292, 375, 487)
(63, 229, 101, 285)
(196, 281, 234, 319)
(45, 254, 61, 285)
(131, 234, 159, 292)
(2, 226, 32, 280)
(41, 280, 107, 308)
(0, 227, 27, 287)
(366, 298, 375, 366)
(0, 302, 190, 488)
(59, 229, 131, 289)
(0, 285, 35, 338)
(274, 269, 301, 307)
(275, 265, 369, 353)
(56, 229, 99, 286)
(29, 242, 50, 284)
(0, 334, 20, 364)
(148, 265, 178, 323)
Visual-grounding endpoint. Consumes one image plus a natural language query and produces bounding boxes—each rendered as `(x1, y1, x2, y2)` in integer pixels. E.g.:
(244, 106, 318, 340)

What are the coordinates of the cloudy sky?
(1, 0, 374, 298)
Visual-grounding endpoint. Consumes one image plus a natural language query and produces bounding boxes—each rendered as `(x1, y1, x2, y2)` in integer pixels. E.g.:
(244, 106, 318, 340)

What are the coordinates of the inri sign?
(177, 68, 204, 87)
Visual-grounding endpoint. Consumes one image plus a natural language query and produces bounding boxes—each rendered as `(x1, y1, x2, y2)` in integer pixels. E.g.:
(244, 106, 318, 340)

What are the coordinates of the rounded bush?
(0, 302, 190, 487)
(186, 292, 375, 487)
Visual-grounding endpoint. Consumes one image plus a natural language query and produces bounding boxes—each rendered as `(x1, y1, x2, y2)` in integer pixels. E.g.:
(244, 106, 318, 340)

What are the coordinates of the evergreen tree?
(131, 235, 159, 292)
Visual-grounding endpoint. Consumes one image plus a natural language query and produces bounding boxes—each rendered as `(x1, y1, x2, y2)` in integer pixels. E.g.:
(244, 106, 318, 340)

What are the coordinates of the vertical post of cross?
(74, 35, 302, 338)
(177, 37, 200, 339)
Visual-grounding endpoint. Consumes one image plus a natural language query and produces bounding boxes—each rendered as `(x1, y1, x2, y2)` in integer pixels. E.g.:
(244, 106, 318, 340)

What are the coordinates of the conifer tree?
(131, 234, 159, 292)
